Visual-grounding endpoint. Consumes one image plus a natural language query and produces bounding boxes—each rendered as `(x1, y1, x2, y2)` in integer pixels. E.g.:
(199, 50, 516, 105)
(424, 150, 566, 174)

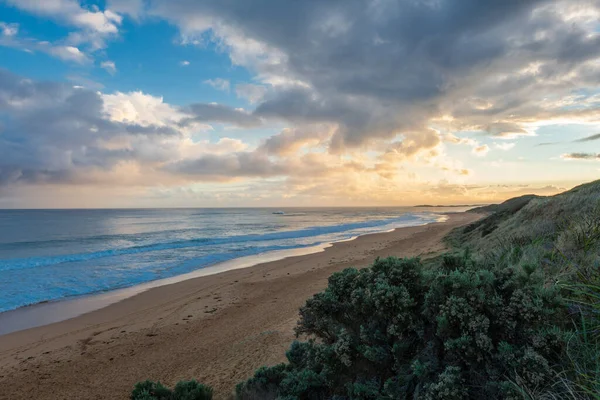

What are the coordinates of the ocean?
(0, 208, 450, 313)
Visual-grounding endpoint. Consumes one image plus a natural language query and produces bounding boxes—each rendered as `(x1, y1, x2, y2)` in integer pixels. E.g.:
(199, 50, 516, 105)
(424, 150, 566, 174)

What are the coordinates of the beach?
(0, 212, 481, 400)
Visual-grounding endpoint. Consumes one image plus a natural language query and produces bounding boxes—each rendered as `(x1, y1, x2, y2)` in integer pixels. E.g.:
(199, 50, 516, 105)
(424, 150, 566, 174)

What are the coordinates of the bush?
(132, 380, 213, 400)
(237, 256, 568, 399)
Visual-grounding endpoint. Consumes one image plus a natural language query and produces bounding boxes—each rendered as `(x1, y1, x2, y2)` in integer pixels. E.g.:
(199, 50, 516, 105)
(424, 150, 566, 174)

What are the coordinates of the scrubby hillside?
(460, 180, 600, 245)
(466, 194, 541, 215)
(451, 179, 600, 281)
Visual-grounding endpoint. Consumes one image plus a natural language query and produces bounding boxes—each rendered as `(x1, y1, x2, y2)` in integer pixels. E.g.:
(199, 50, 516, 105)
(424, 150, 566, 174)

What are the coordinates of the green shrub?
(132, 381, 173, 400)
(131, 380, 213, 400)
(237, 256, 568, 399)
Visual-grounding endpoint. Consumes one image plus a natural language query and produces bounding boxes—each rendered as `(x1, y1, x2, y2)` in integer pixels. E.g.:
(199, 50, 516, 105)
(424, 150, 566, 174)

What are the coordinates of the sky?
(0, 0, 599, 208)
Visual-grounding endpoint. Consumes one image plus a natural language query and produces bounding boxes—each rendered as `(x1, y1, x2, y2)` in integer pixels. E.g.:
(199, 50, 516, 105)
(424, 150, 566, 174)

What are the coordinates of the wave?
(0, 213, 435, 272)
(0, 227, 215, 249)
(0, 241, 323, 313)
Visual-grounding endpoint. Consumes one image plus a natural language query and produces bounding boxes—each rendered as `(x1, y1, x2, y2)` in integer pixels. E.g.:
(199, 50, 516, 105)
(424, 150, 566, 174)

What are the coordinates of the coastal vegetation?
(131, 380, 213, 400)
(133, 180, 600, 399)
(236, 255, 567, 399)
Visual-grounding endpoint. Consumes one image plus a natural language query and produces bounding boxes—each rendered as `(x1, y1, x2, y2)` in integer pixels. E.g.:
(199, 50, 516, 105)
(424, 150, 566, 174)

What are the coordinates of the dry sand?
(0, 212, 481, 400)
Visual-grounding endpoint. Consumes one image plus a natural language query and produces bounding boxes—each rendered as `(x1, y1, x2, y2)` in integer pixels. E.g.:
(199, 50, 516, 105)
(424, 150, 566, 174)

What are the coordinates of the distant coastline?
(414, 204, 487, 208)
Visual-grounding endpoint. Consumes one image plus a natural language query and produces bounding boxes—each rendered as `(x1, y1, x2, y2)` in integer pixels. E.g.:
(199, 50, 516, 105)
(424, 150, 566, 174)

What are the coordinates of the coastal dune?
(0, 212, 481, 400)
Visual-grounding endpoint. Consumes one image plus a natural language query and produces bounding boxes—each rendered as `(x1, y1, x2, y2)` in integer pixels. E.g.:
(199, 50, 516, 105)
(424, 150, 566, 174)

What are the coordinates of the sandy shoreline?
(0, 212, 481, 400)
(0, 242, 336, 335)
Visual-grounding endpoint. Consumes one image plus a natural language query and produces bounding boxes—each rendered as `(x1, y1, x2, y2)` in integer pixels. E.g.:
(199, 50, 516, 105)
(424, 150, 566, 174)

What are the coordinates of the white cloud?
(49, 46, 91, 64)
(102, 91, 186, 128)
(0, 22, 18, 37)
(0, 27, 93, 64)
(204, 78, 231, 92)
(180, 60, 190, 66)
(494, 142, 516, 151)
(4, 0, 122, 50)
(5, 0, 122, 33)
(73, 9, 121, 33)
(101, 60, 117, 75)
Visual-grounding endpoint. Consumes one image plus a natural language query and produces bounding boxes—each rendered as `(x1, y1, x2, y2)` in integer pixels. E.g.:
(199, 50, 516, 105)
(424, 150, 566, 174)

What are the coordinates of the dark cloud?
(4, 0, 600, 195)
(562, 153, 600, 160)
(536, 132, 600, 146)
(179, 103, 262, 128)
(574, 133, 600, 142)
(163, 152, 287, 180)
(258, 126, 330, 155)
(150, 0, 600, 148)
(536, 142, 559, 147)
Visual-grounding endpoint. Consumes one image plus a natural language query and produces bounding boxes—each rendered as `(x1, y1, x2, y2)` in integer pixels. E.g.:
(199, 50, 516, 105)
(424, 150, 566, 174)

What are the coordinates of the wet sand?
(0, 212, 481, 400)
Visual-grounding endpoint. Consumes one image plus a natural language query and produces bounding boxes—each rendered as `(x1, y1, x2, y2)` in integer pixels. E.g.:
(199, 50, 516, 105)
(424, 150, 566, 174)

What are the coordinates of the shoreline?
(0, 211, 481, 400)
(0, 242, 333, 335)
(0, 214, 444, 335)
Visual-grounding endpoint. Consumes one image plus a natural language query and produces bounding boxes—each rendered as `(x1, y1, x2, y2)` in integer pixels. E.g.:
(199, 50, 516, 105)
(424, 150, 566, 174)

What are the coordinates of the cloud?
(101, 60, 117, 75)
(236, 83, 267, 104)
(179, 103, 262, 128)
(0, 70, 281, 189)
(574, 133, 600, 142)
(0, 22, 18, 37)
(180, 60, 190, 66)
(561, 153, 600, 161)
(13, 0, 600, 165)
(164, 152, 286, 181)
(67, 74, 105, 90)
(5, 0, 121, 34)
(204, 78, 230, 92)
(258, 126, 333, 155)
(0, 28, 92, 64)
(102, 91, 186, 128)
(484, 123, 533, 139)
(49, 45, 90, 63)
(536, 142, 559, 146)
(533, 132, 600, 147)
(0, 69, 182, 185)
(0, 70, 457, 201)
(4, 0, 122, 50)
(444, 133, 493, 157)
(141, 0, 600, 156)
(106, 0, 145, 19)
(4, 1, 600, 206)
(494, 142, 516, 151)
(472, 144, 490, 157)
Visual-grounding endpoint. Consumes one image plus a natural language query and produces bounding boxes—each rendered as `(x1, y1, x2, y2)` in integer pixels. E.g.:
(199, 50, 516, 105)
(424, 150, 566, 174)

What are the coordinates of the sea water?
(0, 208, 450, 313)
